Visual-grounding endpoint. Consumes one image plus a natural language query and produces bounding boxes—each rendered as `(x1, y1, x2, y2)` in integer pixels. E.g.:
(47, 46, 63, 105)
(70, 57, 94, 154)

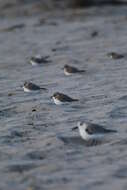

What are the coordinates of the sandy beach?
(1, 1, 127, 189)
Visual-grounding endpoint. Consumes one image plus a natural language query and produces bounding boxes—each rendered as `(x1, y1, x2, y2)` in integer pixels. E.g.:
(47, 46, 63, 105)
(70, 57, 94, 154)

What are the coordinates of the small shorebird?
(23, 82, 47, 92)
(51, 92, 78, 105)
(30, 55, 50, 66)
(64, 64, 85, 76)
(72, 121, 117, 141)
(107, 52, 124, 60)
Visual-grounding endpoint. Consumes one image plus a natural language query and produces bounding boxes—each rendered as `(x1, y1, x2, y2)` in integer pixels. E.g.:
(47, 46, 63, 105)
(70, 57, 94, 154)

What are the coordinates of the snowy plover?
(72, 121, 117, 141)
(51, 92, 78, 105)
(107, 52, 124, 60)
(30, 55, 50, 66)
(23, 82, 47, 92)
(64, 64, 85, 76)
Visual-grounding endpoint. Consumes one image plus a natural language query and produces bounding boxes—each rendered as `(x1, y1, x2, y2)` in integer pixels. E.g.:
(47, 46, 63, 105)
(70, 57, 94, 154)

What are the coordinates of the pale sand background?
(1, 1, 127, 190)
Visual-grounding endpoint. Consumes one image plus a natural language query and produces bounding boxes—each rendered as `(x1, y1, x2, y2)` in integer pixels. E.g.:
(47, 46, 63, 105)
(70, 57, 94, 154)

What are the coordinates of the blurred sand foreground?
(0, 0, 127, 17)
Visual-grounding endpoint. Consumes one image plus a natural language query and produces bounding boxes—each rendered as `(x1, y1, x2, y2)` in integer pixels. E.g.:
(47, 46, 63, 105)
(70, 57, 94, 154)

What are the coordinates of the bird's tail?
(107, 129, 117, 133)
(72, 99, 79, 102)
(40, 87, 48, 91)
(79, 70, 85, 73)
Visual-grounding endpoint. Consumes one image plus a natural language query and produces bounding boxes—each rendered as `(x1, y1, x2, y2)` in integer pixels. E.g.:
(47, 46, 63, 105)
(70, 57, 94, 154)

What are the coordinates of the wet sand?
(1, 3, 127, 190)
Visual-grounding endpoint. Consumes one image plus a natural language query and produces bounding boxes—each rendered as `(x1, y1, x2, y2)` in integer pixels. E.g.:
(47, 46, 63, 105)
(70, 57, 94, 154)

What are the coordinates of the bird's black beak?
(72, 126, 78, 131)
(50, 95, 53, 99)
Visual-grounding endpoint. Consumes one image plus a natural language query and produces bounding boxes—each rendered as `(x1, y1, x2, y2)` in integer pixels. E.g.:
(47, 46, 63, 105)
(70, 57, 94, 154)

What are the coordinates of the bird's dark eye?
(86, 128, 89, 132)
(86, 128, 92, 134)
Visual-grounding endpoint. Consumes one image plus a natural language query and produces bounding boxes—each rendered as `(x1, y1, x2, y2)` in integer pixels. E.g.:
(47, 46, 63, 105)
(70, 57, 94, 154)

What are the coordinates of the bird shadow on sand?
(57, 136, 105, 147)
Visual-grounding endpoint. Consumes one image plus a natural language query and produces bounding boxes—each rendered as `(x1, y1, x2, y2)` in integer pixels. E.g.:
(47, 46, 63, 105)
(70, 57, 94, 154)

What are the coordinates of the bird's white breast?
(23, 86, 31, 92)
(79, 127, 104, 141)
(64, 69, 72, 76)
(53, 97, 63, 105)
(30, 60, 39, 66)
